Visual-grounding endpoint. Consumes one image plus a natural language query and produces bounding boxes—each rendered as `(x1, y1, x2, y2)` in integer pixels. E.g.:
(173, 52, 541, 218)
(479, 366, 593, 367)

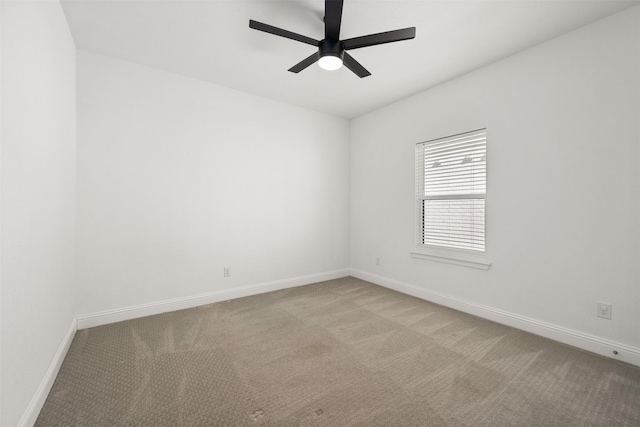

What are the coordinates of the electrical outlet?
(375, 256, 380, 266)
(224, 267, 231, 277)
(597, 302, 612, 320)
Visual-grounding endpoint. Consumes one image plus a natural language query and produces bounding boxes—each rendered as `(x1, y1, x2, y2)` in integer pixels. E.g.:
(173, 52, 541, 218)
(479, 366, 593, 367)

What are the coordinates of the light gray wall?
(75, 51, 350, 316)
(1, 1, 77, 425)
(350, 7, 639, 355)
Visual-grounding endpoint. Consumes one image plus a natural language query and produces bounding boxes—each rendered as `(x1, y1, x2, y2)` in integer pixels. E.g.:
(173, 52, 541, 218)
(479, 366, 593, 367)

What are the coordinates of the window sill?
(410, 249, 491, 270)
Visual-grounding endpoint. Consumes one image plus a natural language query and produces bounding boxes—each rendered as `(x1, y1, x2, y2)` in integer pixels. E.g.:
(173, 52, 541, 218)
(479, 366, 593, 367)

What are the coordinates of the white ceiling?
(61, 0, 638, 119)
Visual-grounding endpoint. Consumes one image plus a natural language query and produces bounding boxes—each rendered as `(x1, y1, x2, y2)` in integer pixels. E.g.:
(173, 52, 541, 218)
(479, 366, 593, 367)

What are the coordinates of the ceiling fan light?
(318, 55, 343, 71)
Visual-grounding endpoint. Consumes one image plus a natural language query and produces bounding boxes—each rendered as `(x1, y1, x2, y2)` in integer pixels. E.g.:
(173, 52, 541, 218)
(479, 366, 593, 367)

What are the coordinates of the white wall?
(350, 6, 640, 361)
(1, 1, 77, 426)
(76, 51, 350, 317)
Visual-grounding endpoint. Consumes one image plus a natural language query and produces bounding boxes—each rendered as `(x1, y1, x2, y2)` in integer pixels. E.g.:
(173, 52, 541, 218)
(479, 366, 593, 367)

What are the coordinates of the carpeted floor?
(36, 277, 640, 426)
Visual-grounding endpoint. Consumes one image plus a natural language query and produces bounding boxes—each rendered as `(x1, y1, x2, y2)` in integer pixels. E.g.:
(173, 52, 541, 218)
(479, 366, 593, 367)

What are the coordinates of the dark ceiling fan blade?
(342, 27, 416, 50)
(288, 53, 319, 73)
(343, 52, 371, 78)
(324, 0, 344, 40)
(249, 20, 319, 47)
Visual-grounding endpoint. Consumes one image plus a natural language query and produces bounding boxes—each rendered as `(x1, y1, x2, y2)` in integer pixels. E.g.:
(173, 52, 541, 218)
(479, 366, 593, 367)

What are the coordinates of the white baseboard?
(19, 317, 77, 427)
(351, 269, 640, 367)
(76, 269, 350, 330)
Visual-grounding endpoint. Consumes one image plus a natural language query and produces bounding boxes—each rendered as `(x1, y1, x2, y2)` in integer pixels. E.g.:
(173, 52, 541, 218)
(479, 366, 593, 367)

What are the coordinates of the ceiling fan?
(249, 0, 416, 78)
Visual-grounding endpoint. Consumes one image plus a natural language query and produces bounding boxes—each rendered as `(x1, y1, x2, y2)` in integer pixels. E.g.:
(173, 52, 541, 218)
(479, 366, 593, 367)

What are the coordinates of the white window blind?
(416, 129, 486, 252)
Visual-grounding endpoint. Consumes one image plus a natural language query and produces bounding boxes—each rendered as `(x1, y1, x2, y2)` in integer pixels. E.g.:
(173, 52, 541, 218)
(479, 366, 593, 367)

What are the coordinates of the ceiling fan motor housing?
(319, 38, 344, 60)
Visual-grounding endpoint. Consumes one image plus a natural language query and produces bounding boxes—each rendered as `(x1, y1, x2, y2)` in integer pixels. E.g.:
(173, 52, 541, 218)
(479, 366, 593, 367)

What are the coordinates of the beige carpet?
(37, 277, 640, 426)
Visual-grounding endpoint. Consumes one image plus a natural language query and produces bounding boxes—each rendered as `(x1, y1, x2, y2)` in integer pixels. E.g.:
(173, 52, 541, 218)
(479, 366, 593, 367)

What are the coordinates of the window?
(415, 129, 487, 257)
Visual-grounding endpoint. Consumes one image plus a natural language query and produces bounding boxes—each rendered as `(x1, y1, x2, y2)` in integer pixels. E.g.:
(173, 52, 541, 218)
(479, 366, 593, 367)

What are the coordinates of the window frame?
(412, 129, 490, 270)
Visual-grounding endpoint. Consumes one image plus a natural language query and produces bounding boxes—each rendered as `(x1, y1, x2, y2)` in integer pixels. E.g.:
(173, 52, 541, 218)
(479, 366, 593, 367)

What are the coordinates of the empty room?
(1, 0, 639, 425)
